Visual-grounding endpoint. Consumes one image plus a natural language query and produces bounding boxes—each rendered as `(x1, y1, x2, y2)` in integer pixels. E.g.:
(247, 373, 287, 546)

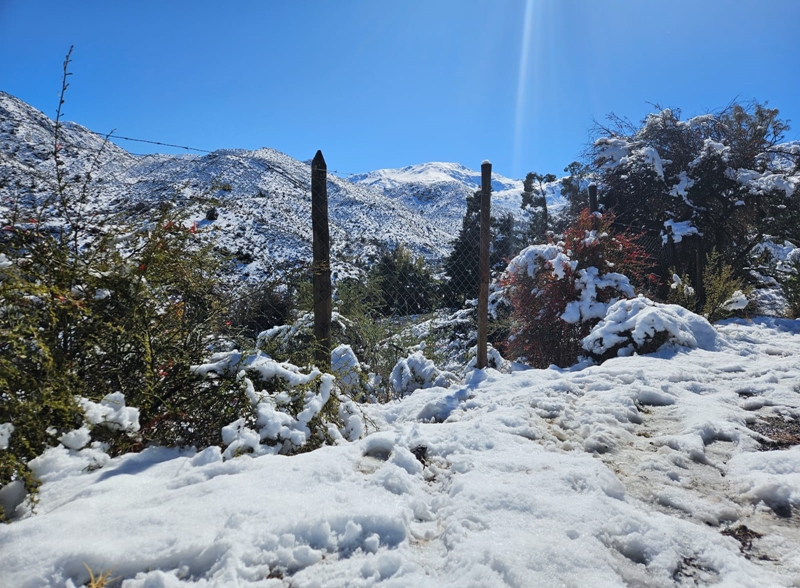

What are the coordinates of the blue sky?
(1, 0, 798, 179)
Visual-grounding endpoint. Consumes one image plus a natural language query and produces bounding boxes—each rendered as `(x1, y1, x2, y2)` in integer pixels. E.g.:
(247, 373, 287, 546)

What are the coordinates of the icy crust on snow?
(3, 319, 800, 586)
(583, 297, 719, 357)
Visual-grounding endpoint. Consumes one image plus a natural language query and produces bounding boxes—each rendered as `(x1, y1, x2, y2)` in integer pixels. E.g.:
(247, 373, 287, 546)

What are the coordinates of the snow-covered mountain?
(349, 161, 567, 235)
(0, 92, 476, 281)
(1, 91, 578, 282)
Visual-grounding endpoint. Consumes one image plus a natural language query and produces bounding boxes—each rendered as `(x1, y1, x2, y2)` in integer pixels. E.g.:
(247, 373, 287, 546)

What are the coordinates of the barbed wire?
(107, 134, 212, 153)
(107, 131, 361, 177)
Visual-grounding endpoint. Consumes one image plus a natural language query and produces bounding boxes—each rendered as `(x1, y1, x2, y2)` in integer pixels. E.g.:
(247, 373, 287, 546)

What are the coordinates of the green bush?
(701, 249, 752, 322)
(666, 270, 697, 310)
(780, 257, 800, 318)
(0, 214, 247, 517)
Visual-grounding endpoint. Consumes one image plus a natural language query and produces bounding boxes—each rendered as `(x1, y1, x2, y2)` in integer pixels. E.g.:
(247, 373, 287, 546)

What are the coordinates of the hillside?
(349, 161, 567, 236)
(1, 92, 467, 281)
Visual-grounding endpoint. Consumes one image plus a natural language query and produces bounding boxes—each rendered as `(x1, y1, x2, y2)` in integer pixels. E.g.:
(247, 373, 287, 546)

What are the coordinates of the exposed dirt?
(750, 416, 800, 450)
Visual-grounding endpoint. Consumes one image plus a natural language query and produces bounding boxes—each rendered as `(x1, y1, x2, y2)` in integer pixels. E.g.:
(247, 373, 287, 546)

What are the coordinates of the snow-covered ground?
(2, 317, 800, 587)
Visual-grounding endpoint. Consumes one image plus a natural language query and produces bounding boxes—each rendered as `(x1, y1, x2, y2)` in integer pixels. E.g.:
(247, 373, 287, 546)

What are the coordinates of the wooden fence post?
(311, 150, 332, 371)
(588, 183, 598, 214)
(477, 160, 492, 369)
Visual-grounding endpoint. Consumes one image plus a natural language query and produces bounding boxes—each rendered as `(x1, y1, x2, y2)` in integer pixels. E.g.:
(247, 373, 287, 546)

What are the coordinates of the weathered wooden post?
(476, 160, 492, 369)
(588, 183, 598, 214)
(311, 150, 332, 371)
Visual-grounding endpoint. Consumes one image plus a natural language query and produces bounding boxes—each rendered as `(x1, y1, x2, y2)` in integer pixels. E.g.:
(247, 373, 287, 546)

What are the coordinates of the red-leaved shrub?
(503, 210, 652, 368)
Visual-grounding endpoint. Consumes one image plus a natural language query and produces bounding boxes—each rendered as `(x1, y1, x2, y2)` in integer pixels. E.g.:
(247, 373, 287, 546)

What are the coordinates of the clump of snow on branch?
(79, 392, 141, 433)
(390, 351, 458, 397)
(595, 137, 664, 179)
(0, 423, 14, 450)
(331, 344, 363, 389)
(722, 290, 749, 312)
(507, 242, 635, 324)
(561, 267, 635, 324)
(191, 350, 363, 458)
(690, 138, 730, 167)
(670, 273, 695, 296)
(662, 219, 701, 244)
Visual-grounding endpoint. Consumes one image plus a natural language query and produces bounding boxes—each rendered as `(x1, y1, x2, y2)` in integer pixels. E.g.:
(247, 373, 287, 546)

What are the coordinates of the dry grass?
(84, 563, 118, 588)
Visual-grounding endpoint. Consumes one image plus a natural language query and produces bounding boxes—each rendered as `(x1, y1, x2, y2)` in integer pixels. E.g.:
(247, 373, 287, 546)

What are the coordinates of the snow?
(507, 243, 636, 325)
(732, 169, 797, 198)
(78, 392, 140, 433)
(662, 219, 701, 244)
(640, 146, 665, 179)
(0, 92, 456, 283)
(722, 290, 749, 312)
(690, 138, 730, 167)
(3, 317, 800, 586)
(331, 344, 363, 388)
(349, 161, 567, 236)
(0, 422, 13, 450)
(669, 171, 694, 199)
(583, 297, 718, 357)
(595, 137, 631, 169)
(390, 351, 458, 397)
(561, 267, 635, 324)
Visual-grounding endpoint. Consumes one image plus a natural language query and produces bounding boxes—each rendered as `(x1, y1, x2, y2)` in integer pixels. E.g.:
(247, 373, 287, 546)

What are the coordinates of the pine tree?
(521, 172, 555, 243)
(560, 161, 590, 226)
(443, 190, 482, 306)
(370, 244, 439, 316)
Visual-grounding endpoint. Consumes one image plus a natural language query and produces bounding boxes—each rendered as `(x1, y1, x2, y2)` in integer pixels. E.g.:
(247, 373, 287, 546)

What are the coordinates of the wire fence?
(3, 121, 683, 372)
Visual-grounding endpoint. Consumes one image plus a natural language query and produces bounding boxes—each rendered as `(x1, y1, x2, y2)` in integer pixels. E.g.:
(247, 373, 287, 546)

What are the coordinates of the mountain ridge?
(0, 91, 565, 282)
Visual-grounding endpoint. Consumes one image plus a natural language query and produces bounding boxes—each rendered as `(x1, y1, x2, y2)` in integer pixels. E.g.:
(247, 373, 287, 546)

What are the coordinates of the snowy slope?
(0, 92, 455, 280)
(349, 162, 567, 235)
(2, 318, 800, 587)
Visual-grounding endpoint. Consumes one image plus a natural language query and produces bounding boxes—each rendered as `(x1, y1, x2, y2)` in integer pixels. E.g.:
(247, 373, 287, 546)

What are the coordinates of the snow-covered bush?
(464, 344, 511, 373)
(503, 211, 651, 368)
(0, 210, 245, 515)
(192, 350, 363, 457)
(591, 103, 799, 292)
(390, 351, 459, 397)
(748, 240, 800, 317)
(582, 297, 718, 360)
(701, 249, 753, 322)
(259, 311, 359, 367)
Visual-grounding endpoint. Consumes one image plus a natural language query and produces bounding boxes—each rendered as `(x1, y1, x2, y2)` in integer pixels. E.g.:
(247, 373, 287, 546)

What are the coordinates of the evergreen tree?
(443, 190, 482, 307)
(521, 172, 556, 243)
(492, 212, 516, 271)
(369, 244, 439, 316)
(560, 161, 590, 226)
(590, 102, 799, 298)
(443, 188, 514, 307)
